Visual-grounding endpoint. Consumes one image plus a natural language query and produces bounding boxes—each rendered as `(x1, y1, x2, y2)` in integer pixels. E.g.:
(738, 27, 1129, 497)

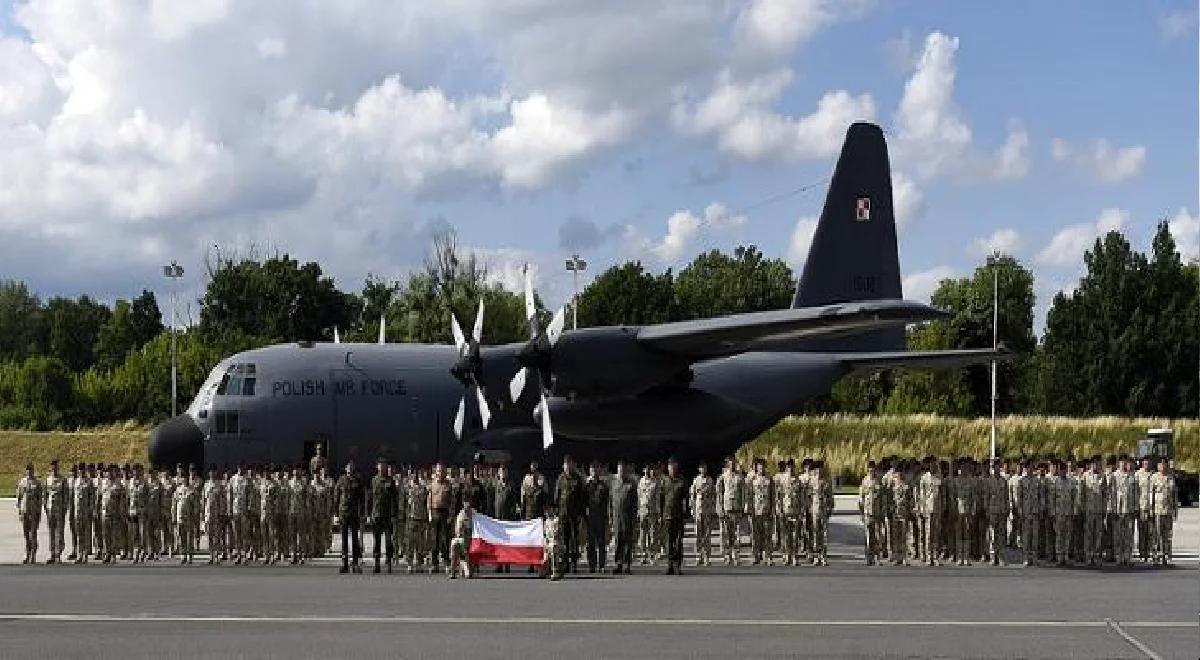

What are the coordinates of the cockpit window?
(215, 364, 258, 396)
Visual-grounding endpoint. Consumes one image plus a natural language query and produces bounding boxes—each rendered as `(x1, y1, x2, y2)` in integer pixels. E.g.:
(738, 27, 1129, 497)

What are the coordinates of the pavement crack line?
(1105, 618, 1164, 660)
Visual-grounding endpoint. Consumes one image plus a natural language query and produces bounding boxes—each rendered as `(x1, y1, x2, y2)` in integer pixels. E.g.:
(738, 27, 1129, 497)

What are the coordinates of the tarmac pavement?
(1, 496, 1197, 659)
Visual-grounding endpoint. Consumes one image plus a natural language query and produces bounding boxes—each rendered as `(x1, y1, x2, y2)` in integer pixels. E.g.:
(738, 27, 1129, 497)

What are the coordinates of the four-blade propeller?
(450, 299, 492, 440)
(508, 267, 567, 450)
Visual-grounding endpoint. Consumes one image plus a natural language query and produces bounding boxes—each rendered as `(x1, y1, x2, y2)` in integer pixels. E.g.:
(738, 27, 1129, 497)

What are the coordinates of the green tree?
(922, 254, 1036, 415)
(95, 300, 136, 368)
(674, 246, 795, 319)
(390, 233, 529, 345)
(577, 262, 676, 327)
(129, 289, 164, 346)
(0, 281, 47, 361)
(199, 254, 359, 344)
(1032, 225, 1197, 416)
(46, 295, 111, 371)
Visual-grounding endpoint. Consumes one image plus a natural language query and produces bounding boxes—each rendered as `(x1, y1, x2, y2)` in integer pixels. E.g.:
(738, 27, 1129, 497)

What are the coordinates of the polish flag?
(468, 513, 545, 566)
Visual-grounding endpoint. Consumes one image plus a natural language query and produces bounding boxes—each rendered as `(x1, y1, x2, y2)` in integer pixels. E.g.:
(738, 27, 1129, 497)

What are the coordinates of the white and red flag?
(468, 513, 545, 566)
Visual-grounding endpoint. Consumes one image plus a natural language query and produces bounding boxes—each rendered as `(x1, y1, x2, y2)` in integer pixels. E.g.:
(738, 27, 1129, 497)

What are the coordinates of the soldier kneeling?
(543, 504, 564, 581)
(448, 500, 476, 579)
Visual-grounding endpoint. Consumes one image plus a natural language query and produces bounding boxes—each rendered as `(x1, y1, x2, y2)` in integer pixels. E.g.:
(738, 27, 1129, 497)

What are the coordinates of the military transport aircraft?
(149, 122, 1003, 473)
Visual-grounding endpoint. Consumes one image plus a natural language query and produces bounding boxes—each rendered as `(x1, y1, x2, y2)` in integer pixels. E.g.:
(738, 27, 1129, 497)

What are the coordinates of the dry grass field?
(1, 424, 149, 496)
(739, 414, 1197, 483)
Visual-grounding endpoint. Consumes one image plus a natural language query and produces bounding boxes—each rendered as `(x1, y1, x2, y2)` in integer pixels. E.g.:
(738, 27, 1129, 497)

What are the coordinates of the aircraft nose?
(148, 414, 204, 469)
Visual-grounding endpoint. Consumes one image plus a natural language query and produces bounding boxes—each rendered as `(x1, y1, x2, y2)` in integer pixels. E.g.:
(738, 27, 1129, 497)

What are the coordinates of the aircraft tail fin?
(792, 122, 904, 352)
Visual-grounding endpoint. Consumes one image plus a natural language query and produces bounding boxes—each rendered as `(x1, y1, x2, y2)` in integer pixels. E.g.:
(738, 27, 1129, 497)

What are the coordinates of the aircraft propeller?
(508, 266, 567, 450)
(449, 299, 491, 440)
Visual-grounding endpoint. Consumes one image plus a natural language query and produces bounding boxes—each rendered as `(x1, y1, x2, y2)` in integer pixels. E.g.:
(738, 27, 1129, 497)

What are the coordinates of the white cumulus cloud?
(673, 69, 875, 161)
(1167, 207, 1198, 261)
(969, 228, 1021, 257)
(1036, 207, 1129, 266)
(1048, 137, 1146, 183)
(890, 170, 923, 230)
(787, 215, 819, 267)
(649, 202, 748, 262)
(892, 32, 1031, 182)
(903, 265, 955, 302)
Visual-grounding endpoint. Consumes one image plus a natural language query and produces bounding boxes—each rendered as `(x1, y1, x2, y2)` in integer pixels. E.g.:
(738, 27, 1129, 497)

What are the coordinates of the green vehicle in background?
(1137, 428, 1198, 506)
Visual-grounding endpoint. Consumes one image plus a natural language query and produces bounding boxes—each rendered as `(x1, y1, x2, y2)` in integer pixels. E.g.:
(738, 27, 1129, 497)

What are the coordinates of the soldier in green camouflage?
(405, 468, 430, 573)
(16, 464, 43, 565)
(858, 461, 885, 565)
(335, 461, 365, 574)
(368, 459, 396, 573)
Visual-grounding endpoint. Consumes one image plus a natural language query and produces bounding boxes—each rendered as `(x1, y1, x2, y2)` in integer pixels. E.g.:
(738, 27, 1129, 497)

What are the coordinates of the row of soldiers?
(857, 455, 1180, 567)
(16, 452, 1181, 572)
(15, 460, 342, 566)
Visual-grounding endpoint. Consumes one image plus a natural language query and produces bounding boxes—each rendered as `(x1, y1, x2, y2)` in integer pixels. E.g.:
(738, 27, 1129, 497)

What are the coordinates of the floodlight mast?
(565, 254, 587, 331)
(163, 262, 185, 417)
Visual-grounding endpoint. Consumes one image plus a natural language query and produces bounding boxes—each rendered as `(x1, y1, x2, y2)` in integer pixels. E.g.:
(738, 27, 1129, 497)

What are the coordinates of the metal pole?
(171, 278, 178, 418)
(572, 260, 579, 331)
(990, 256, 999, 461)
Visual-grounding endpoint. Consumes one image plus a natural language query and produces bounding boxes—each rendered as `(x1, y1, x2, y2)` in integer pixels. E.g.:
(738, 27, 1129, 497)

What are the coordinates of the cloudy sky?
(0, 0, 1195, 329)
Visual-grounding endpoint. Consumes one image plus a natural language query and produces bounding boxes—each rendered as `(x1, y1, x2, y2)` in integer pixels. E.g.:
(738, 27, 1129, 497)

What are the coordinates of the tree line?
(0, 223, 1194, 430)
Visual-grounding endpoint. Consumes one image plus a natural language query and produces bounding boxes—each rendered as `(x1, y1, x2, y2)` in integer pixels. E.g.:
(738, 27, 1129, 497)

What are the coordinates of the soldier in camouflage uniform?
(72, 465, 96, 564)
(448, 498, 476, 579)
(809, 461, 833, 566)
(689, 462, 716, 566)
(1048, 461, 1074, 566)
(1006, 462, 1023, 552)
(889, 467, 913, 566)
(228, 465, 251, 564)
(1150, 462, 1177, 566)
(1081, 459, 1107, 566)
(543, 504, 564, 581)
(172, 468, 198, 564)
(1016, 461, 1042, 566)
(392, 466, 409, 565)
(984, 460, 1009, 566)
(859, 461, 885, 565)
(775, 460, 801, 566)
(43, 460, 69, 564)
(202, 469, 229, 564)
(312, 465, 332, 557)
(948, 460, 976, 566)
(335, 461, 365, 574)
(636, 464, 661, 565)
(368, 459, 396, 573)
(660, 458, 688, 575)
(916, 459, 944, 565)
(747, 458, 774, 565)
(584, 461, 610, 573)
(610, 462, 637, 574)
(258, 467, 280, 564)
(102, 465, 128, 563)
(797, 458, 814, 560)
(146, 468, 164, 560)
(126, 465, 149, 563)
(1135, 457, 1154, 562)
(16, 464, 43, 565)
(716, 457, 745, 565)
(405, 468, 430, 573)
(1109, 456, 1137, 566)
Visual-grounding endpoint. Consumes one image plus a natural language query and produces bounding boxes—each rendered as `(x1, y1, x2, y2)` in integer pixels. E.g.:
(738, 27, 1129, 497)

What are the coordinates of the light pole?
(990, 252, 1000, 462)
(565, 254, 587, 330)
(163, 261, 185, 417)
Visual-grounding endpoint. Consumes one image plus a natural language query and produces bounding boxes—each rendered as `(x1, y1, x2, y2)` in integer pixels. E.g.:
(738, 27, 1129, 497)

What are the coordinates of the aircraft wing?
(635, 299, 946, 359)
(838, 347, 1010, 373)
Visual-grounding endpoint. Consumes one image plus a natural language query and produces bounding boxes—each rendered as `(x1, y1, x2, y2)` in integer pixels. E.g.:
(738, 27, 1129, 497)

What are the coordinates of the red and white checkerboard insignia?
(855, 197, 871, 221)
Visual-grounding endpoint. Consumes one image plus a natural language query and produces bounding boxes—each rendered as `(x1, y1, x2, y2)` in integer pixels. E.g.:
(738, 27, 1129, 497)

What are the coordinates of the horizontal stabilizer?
(838, 347, 1011, 373)
(637, 299, 946, 359)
